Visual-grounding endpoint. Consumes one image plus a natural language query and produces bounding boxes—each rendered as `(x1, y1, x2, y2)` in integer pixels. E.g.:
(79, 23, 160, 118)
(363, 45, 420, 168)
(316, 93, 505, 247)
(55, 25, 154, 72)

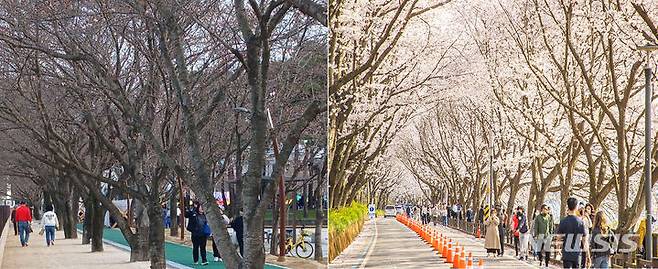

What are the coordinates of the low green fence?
(328, 203, 367, 262)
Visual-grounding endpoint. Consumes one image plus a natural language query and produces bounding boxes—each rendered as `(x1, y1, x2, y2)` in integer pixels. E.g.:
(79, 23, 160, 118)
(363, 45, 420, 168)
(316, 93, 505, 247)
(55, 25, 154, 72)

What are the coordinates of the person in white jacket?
(42, 205, 59, 246)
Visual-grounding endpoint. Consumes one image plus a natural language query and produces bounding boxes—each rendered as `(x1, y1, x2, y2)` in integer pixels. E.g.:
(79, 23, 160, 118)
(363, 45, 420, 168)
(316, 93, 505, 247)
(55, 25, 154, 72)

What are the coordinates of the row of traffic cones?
(396, 214, 485, 269)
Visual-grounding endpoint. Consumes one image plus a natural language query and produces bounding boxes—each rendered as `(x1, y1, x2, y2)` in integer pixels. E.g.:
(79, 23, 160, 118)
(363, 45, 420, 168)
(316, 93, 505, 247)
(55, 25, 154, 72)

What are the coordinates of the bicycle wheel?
(295, 241, 314, 258)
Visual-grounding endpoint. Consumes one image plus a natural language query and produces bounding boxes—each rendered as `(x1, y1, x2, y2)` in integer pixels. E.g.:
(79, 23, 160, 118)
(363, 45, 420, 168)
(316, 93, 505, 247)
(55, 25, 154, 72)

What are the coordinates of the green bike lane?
(77, 225, 286, 269)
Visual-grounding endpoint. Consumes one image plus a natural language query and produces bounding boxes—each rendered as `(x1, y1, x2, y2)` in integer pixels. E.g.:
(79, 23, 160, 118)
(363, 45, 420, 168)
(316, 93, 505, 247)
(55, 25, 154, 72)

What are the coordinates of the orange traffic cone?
(446, 245, 453, 263)
(452, 247, 460, 267)
(476, 225, 481, 238)
(477, 259, 484, 269)
(466, 256, 473, 269)
(459, 250, 466, 269)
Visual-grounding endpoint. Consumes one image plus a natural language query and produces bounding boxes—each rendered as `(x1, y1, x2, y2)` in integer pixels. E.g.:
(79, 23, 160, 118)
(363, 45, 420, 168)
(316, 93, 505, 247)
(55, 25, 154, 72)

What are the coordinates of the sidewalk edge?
(0, 218, 11, 266)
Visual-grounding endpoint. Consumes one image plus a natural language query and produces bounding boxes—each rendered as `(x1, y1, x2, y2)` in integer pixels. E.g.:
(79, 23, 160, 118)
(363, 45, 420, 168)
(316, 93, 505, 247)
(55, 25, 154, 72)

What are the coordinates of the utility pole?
(639, 43, 658, 260)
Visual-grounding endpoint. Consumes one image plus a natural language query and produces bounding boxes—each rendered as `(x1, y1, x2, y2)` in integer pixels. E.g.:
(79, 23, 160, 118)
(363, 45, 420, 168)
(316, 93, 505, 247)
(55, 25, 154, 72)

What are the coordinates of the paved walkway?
(330, 217, 443, 268)
(2, 226, 150, 269)
(330, 217, 558, 268)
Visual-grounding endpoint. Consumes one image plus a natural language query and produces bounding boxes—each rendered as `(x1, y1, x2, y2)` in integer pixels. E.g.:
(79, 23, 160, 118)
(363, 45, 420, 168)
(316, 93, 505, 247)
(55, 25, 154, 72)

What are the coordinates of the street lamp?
(638, 43, 658, 261)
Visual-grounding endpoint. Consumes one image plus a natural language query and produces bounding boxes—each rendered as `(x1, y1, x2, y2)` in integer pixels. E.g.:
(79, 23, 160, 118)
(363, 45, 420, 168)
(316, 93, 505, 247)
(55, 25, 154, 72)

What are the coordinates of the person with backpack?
(516, 206, 530, 260)
(185, 201, 211, 265)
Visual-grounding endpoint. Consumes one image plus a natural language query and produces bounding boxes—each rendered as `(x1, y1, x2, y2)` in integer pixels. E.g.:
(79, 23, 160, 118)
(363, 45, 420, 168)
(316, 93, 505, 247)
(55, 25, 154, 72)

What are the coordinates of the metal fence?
(0, 205, 10, 237)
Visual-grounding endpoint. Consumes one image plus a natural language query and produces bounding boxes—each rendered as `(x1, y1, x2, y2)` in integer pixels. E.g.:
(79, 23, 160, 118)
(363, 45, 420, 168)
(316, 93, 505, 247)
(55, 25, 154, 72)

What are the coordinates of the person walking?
(590, 211, 612, 269)
(510, 207, 520, 256)
(211, 213, 231, 262)
(558, 197, 590, 268)
(581, 204, 594, 268)
(185, 201, 210, 265)
(15, 201, 32, 247)
(10, 206, 17, 236)
(497, 206, 507, 256)
(484, 208, 501, 257)
(466, 207, 473, 223)
(478, 206, 484, 224)
(42, 205, 59, 246)
(230, 211, 244, 256)
(517, 207, 530, 260)
(533, 204, 553, 268)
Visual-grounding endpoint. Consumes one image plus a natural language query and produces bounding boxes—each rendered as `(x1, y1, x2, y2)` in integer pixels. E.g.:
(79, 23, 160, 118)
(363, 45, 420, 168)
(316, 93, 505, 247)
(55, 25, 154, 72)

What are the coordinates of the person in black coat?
(185, 201, 209, 265)
(10, 206, 17, 236)
(230, 212, 244, 256)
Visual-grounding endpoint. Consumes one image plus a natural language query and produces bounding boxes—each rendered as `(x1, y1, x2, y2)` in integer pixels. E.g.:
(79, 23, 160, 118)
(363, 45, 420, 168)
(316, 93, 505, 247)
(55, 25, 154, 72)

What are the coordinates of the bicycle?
(285, 229, 314, 258)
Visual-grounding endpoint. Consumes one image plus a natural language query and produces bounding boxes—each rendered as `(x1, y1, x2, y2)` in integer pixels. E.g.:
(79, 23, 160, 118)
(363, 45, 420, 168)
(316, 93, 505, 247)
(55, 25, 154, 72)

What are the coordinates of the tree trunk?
(90, 198, 104, 252)
(69, 190, 80, 239)
(33, 198, 43, 220)
(169, 189, 178, 237)
(130, 201, 150, 262)
(82, 199, 92, 244)
(147, 202, 166, 269)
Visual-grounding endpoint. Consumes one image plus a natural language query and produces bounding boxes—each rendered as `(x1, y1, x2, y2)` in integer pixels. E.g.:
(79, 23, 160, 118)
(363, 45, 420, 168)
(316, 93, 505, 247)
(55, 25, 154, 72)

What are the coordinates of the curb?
(0, 219, 11, 266)
(76, 228, 290, 269)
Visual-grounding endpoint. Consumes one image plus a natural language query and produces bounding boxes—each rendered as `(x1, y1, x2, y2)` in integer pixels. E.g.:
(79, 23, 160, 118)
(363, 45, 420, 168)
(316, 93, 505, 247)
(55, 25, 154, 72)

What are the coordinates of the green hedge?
(328, 202, 367, 234)
(376, 209, 384, 217)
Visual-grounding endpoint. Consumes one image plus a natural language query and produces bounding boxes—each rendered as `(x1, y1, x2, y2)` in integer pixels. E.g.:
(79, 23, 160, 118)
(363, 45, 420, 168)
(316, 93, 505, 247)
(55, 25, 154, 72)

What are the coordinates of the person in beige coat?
(484, 208, 501, 257)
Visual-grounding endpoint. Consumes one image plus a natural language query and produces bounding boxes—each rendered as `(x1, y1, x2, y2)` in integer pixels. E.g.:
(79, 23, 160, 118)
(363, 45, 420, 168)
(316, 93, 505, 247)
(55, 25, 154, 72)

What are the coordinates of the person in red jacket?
(510, 207, 520, 257)
(15, 201, 32, 247)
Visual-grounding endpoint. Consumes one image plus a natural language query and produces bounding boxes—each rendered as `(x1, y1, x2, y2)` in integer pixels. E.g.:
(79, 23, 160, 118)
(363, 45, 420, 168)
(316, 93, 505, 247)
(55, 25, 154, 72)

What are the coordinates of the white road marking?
(357, 218, 379, 269)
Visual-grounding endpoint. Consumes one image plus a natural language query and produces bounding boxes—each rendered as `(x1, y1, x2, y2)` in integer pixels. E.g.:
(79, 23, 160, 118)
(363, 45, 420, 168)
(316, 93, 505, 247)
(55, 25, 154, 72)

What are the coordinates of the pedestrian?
(516, 206, 530, 260)
(477, 206, 484, 224)
(590, 211, 612, 269)
(446, 204, 452, 222)
(230, 211, 244, 256)
(185, 201, 210, 265)
(510, 207, 520, 256)
(557, 197, 590, 268)
(41, 205, 59, 246)
(533, 204, 553, 268)
(15, 201, 32, 247)
(581, 203, 594, 268)
(420, 206, 426, 225)
(484, 208, 501, 257)
(466, 207, 473, 223)
(497, 206, 507, 257)
(211, 213, 231, 262)
(162, 204, 171, 229)
(10, 206, 17, 236)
